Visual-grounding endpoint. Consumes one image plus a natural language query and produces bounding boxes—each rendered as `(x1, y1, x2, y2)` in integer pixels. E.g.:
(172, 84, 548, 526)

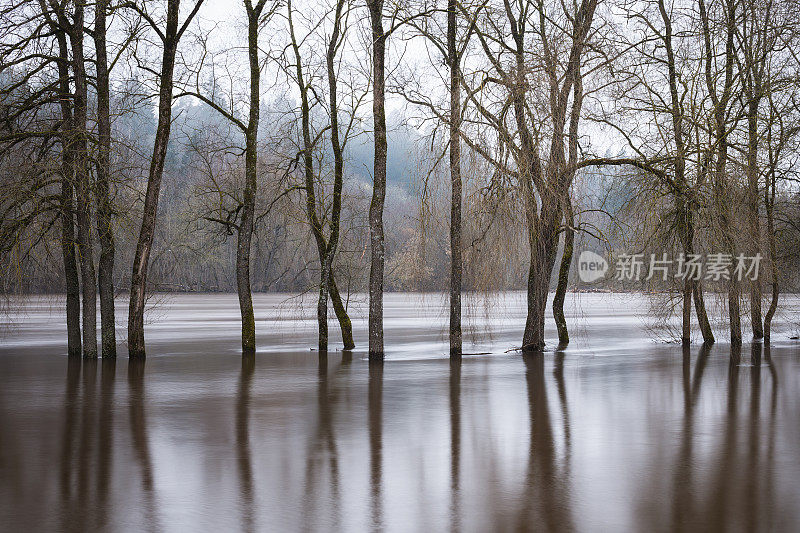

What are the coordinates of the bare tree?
(457, 0, 599, 351)
(49, 5, 83, 357)
(285, 0, 357, 351)
(366, 0, 387, 358)
(93, 0, 116, 357)
(699, 0, 741, 346)
(447, 0, 462, 356)
(60, 0, 98, 358)
(127, 0, 205, 358)
(177, 0, 276, 353)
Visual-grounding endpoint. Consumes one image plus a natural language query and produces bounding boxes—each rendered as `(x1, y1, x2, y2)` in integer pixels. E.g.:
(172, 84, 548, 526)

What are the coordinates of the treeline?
(1, 0, 799, 358)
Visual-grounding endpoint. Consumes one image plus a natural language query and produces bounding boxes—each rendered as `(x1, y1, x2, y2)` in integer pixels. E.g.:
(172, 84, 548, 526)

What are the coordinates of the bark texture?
(51, 15, 81, 357)
(66, 1, 97, 358)
(128, 0, 203, 357)
(94, 0, 116, 357)
(448, 0, 462, 356)
(366, 0, 387, 358)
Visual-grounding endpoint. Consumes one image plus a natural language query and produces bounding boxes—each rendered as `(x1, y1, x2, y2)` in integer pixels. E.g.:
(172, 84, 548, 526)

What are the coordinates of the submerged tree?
(127, 0, 205, 358)
(366, 0, 388, 358)
(177, 0, 277, 353)
(284, 0, 357, 351)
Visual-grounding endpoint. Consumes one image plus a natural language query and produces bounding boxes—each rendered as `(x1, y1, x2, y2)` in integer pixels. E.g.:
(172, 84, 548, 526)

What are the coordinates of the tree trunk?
(447, 0, 462, 356)
(553, 202, 573, 346)
(237, 0, 263, 354)
(763, 171, 778, 343)
(367, 0, 387, 359)
(523, 204, 560, 351)
(553, 66, 583, 348)
(328, 272, 355, 349)
(288, 0, 330, 352)
(94, 0, 116, 358)
(324, 0, 354, 352)
(128, 0, 182, 358)
(67, 2, 97, 359)
(61, 174, 82, 357)
(52, 18, 81, 358)
(746, 100, 763, 339)
(699, 0, 741, 347)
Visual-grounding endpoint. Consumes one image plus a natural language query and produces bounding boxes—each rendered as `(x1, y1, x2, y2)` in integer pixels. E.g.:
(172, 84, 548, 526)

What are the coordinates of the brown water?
(1, 293, 799, 532)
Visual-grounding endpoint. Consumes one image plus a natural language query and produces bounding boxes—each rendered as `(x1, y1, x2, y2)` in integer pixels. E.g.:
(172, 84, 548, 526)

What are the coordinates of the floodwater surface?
(1, 293, 799, 532)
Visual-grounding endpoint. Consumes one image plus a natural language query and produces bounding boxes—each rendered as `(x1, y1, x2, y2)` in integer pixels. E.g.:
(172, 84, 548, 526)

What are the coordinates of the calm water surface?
(1, 293, 799, 532)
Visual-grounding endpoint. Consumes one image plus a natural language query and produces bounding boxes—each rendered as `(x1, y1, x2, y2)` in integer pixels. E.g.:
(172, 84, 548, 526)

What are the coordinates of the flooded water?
(1, 293, 799, 532)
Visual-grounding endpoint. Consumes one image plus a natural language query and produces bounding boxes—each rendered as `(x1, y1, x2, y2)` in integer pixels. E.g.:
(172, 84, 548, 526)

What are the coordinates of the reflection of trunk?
(67, 3, 97, 358)
(447, 0, 462, 356)
(128, 359, 153, 491)
(60, 356, 81, 501)
(237, 353, 255, 532)
(128, 0, 190, 358)
(368, 359, 383, 528)
(367, 0, 387, 358)
(97, 358, 116, 518)
(52, 20, 81, 358)
(302, 354, 342, 528)
(94, 0, 116, 358)
(449, 356, 461, 530)
(709, 344, 740, 528)
(519, 353, 572, 530)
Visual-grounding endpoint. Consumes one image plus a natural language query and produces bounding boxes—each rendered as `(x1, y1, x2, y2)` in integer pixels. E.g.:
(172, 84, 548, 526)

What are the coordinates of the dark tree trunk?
(518, 0, 596, 352)
(693, 281, 715, 343)
(326, 0, 354, 351)
(288, 0, 353, 352)
(51, 17, 81, 357)
(61, 179, 82, 357)
(763, 169, 778, 343)
(658, 0, 715, 346)
(699, 0, 741, 347)
(237, 0, 265, 354)
(288, 0, 329, 351)
(128, 0, 194, 358)
(553, 67, 583, 347)
(523, 204, 560, 351)
(67, 2, 97, 359)
(329, 273, 355, 349)
(553, 201, 573, 346)
(94, 0, 116, 357)
(679, 204, 715, 345)
(746, 100, 763, 339)
(366, 0, 387, 359)
(447, 0, 462, 356)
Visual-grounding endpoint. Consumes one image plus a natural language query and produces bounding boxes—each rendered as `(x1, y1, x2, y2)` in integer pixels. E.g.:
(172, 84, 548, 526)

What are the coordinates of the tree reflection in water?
(517, 352, 574, 532)
(237, 353, 255, 533)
